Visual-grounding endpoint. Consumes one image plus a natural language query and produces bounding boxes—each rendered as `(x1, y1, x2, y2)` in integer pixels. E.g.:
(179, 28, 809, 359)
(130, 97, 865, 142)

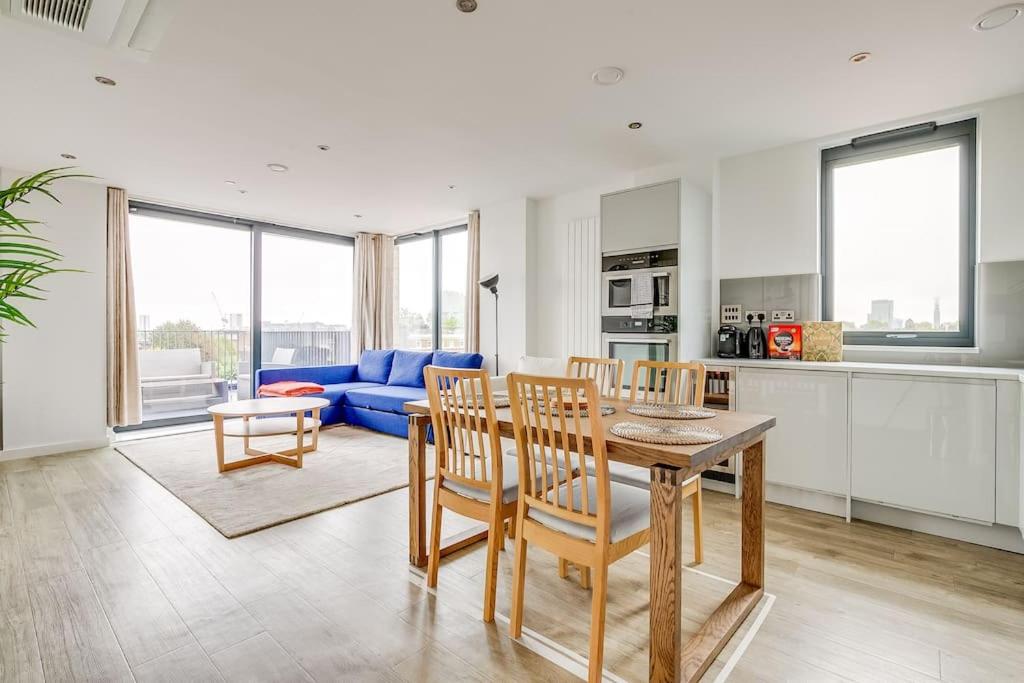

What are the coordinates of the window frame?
(395, 223, 468, 351)
(820, 118, 977, 347)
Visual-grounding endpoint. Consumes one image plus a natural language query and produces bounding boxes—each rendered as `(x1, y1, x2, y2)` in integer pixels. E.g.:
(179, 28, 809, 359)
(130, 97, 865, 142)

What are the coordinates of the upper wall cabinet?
(601, 180, 680, 254)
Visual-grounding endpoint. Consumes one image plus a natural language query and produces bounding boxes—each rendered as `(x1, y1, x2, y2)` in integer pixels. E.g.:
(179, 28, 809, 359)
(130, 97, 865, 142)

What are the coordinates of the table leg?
(409, 414, 429, 567)
(311, 407, 321, 451)
(295, 411, 305, 469)
(649, 465, 685, 683)
(214, 415, 226, 473)
(741, 439, 765, 588)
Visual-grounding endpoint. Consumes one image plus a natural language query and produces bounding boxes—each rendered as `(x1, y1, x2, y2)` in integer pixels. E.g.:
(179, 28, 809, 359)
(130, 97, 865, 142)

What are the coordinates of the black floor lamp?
(478, 273, 499, 374)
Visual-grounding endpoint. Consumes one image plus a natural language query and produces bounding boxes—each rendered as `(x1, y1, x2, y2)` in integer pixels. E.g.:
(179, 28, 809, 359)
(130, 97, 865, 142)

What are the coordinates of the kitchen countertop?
(699, 357, 1024, 382)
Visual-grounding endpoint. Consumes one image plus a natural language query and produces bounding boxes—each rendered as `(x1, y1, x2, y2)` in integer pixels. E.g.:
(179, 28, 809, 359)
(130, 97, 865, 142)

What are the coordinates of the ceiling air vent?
(1, 0, 174, 60)
(21, 0, 94, 32)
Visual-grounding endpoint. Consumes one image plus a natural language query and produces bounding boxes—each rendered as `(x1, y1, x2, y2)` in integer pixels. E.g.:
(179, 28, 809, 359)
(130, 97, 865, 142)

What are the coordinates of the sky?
(132, 214, 465, 335)
(832, 144, 961, 329)
(131, 214, 353, 330)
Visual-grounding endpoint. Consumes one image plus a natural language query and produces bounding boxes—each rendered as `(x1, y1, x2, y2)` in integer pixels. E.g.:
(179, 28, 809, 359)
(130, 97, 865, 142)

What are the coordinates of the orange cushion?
(257, 381, 325, 397)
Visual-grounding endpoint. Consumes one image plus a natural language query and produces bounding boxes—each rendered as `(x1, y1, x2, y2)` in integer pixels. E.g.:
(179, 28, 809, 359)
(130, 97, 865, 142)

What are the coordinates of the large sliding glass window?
(396, 225, 468, 352)
(260, 232, 354, 375)
(126, 204, 354, 429)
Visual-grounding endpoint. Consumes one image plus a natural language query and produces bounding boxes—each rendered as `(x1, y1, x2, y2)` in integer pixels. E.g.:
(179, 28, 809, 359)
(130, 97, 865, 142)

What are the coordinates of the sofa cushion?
(387, 350, 433, 388)
(432, 350, 484, 370)
(318, 381, 381, 406)
(344, 385, 427, 414)
(357, 350, 395, 384)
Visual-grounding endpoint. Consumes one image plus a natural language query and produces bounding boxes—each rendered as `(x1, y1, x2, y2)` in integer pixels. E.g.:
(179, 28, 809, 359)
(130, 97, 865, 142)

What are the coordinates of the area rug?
(115, 425, 432, 538)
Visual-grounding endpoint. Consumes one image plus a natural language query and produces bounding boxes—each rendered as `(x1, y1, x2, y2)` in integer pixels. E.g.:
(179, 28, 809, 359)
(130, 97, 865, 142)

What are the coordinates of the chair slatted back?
(629, 360, 707, 406)
(506, 373, 612, 543)
(424, 366, 502, 497)
(566, 356, 624, 400)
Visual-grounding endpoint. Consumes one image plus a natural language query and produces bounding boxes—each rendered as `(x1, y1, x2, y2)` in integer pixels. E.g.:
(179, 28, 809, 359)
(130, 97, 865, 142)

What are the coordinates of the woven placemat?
(610, 421, 723, 445)
(540, 404, 616, 418)
(626, 403, 716, 420)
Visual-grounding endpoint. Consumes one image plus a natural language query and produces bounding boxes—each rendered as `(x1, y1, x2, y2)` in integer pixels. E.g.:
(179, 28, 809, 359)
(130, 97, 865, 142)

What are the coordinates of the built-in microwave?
(601, 248, 678, 317)
(601, 266, 677, 317)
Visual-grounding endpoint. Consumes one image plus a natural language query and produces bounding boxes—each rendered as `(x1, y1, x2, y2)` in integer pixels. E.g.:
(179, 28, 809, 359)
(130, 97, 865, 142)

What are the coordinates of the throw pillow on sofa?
(357, 349, 396, 384)
(387, 350, 433, 388)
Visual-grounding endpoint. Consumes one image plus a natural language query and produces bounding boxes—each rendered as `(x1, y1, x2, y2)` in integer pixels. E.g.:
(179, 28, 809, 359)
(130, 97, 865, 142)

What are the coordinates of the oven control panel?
(601, 315, 677, 333)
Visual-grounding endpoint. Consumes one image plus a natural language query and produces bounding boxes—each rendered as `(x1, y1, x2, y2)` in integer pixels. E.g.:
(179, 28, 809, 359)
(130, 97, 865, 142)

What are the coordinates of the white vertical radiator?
(564, 216, 601, 357)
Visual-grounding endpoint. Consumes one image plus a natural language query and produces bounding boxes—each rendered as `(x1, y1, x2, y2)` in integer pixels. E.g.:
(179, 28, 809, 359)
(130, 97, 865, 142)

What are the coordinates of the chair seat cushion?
(442, 454, 550, 505)
(317, 382, 381, 406)
(527, 477, 650, 543)
(343, 385, 427, 414)
(583, 459, 699, 491)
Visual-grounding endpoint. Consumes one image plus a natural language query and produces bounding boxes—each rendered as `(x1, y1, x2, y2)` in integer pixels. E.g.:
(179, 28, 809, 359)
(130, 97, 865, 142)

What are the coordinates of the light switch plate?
(746, 310, 766, 323)
(771, 310, 796, 322)
(721, 304, 742, 324)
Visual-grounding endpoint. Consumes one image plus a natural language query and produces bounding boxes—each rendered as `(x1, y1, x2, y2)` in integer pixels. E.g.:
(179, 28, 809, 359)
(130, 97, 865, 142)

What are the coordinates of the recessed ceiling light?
(94, 75, 116, 86)
(849, 51, 872, 64)
(448, 185, 457, 190)
(224, 180, 237, 185)
(266, 163, 289, 173)
(353, 214, 363, 219)
(627, 122, 643, 130)
(973, 3, 1023, 30)
(238, 189, 248, 195)
(456, 0, 477, 12)
(317, 144, 330, 151)
(592, 66, 625, 86)
(60, 153, 77, 160)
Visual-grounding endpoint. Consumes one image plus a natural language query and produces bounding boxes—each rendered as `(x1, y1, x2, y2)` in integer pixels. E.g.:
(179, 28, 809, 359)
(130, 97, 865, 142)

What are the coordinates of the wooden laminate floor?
(1, 432, 1023, 682)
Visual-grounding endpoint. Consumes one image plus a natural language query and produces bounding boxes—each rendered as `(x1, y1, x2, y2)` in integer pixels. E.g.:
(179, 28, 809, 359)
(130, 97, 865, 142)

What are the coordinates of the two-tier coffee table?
(207, 397, 329, 473)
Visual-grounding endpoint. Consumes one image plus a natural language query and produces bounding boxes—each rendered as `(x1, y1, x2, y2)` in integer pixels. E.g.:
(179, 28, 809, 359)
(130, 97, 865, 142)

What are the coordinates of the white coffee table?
(207, 397, 330, 473)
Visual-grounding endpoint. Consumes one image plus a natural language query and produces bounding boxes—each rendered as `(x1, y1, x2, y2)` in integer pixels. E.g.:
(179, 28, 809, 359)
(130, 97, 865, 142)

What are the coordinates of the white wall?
(0, 169, 108, 459)
(717, 91, 1024, 278)
(478, 197, 536, 374)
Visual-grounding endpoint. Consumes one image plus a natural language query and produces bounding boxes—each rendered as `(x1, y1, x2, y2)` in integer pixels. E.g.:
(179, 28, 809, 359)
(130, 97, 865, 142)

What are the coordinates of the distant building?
(933, 298, 941, 329)
(868, 299, 894, 327)
(138, 314, 151, 331)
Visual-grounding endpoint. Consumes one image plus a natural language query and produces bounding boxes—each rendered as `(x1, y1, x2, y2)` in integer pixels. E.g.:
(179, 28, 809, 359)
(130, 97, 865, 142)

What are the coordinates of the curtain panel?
(352, 232, 395, 357)
(106, 187, 142, 427)
(465, 210, 481, 353)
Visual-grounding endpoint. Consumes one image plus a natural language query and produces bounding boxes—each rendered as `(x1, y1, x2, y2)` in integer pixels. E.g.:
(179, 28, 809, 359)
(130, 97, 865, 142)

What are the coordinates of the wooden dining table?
(403, 397, 775, 683)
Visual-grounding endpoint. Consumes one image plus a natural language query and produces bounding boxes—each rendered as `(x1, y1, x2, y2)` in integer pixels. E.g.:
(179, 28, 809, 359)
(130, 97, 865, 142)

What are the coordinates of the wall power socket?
(746, 310, 766, 322)
(771, 310, 796, 322)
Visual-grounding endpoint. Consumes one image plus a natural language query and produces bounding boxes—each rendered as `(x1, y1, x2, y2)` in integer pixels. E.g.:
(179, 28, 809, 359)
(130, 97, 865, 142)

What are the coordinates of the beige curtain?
(106, 187, 142, 427)
(352, 232, 395, 357)
(465, 210, 481, 353)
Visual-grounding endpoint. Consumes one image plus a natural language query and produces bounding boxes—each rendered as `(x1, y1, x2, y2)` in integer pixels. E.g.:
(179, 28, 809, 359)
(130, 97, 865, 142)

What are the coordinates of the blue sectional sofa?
(255, 349, 484, 438)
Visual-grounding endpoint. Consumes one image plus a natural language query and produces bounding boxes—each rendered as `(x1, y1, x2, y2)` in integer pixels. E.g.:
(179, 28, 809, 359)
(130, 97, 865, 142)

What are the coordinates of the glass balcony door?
(130, 211, 252, 425)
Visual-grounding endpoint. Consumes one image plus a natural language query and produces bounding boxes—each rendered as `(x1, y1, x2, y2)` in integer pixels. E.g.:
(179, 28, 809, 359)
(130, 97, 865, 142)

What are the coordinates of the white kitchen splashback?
(719, 273, 820, 327)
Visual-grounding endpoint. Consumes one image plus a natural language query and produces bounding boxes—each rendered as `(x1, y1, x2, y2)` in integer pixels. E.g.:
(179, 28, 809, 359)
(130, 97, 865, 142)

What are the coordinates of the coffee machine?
(716, 325, 743, 358)
(746, 313, 767, 359)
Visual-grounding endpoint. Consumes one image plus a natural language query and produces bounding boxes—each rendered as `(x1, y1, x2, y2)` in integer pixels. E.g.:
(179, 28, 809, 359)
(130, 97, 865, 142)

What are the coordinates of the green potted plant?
(0, 168, 83, 448)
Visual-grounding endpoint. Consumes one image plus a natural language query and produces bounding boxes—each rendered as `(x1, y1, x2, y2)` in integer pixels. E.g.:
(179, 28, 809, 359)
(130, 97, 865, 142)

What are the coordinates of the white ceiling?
(1, 0, 1022, 235)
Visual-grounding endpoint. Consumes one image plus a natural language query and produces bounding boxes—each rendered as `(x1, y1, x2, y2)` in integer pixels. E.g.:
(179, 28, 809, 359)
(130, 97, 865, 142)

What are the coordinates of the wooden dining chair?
(630, 359, 707, 406)
(566, 356, 625, 399)
(507, 374, 650, 683)
(423, 365, 516, 623)
(615, 359, 708, 564)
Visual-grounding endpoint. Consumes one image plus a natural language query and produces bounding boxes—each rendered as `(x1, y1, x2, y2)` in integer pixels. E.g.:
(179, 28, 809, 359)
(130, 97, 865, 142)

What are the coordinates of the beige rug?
(116, 425, 431, 538)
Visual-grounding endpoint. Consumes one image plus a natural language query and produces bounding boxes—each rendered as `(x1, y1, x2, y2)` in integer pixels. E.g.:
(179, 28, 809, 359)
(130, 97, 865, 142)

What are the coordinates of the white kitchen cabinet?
(851, 374, 996, 523)
(995, 380, 1022, 527)
(737, 368, 848, 496)
(600, 180, 680, 253)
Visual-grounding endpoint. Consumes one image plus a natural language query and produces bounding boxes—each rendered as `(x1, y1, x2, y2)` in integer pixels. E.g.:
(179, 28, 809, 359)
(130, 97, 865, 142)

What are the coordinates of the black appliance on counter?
(716, 324, 744, 358)
(746, 313, 767, 359)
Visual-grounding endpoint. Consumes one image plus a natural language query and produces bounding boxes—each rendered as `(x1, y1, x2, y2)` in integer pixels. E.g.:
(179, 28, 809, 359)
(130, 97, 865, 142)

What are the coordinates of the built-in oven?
(601, 315, 677, 391)
(601, 248, 678, 318)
